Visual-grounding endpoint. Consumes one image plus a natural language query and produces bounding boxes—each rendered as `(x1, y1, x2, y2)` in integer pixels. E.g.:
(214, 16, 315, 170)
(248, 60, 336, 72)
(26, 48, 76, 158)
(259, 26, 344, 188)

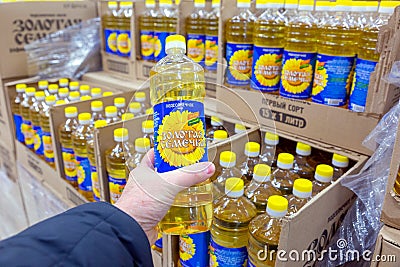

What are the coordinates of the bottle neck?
(166, 47, 185, 55)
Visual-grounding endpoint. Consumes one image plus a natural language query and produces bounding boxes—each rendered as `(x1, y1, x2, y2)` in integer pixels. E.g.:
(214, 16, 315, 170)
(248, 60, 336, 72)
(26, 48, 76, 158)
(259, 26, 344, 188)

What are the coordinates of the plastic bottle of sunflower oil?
(58, 88, 69, 103)
(91, 101, 105, 122)
(129, 102, 144, 116)
(259, 132, 280, 167)
(40, 95, 56, 168)
(312, 0, 358, 107)
(59, 78, 69, 89)
(239, 141, 261, 184)
(293, 142, 314, 180)
(206, 116, 224, 143)
(186, 0, 206, 66)
(47, 84, 59, 98)
(130, 137, 151, 170)
(287, 178, 312, 215)
(134, 91, 149, 113)
(204, 0, 220, 72)
(38, 80, 48, 94)
(224, 0, 255, 89)
(68, 91, 80, 102)
(271, 153, 300, 196)
(154, 0, 177, 61)
(210, 178, 257, 266)
(212, 129, 228, 143)
(251, 0, 286, 93)
(142, 120, 154, 147)
(280, 0, 317, 100)
(139, 0, 157, 61)
(312, 164, 333, 196)
(234, 123, 247, 134)
(332, 153, 349, 181)
(314, 0, 335, 28)
(21, 87, 36, 150)
(179, 230, 210, 267)
(91, 88, 102, 98)
(116, 2, 133, 57)
(102, 1, 118, 54)
(150, 35, 211, 235)
(105, 106, 120, 124)
(30, 91, 46, 158)
(12, 83, 26, 143)
(69, 81, 79, 92)
(114, 97, 127, 118)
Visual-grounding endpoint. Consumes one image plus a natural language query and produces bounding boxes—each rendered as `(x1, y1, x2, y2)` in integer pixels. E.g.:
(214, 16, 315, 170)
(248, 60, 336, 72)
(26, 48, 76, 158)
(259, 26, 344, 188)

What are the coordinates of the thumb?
(163, 162, 215, 189)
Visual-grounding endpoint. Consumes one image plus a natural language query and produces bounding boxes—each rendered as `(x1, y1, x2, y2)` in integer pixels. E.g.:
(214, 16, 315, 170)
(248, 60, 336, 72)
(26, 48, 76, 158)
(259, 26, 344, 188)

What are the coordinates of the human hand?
(115, 148, 215, 244)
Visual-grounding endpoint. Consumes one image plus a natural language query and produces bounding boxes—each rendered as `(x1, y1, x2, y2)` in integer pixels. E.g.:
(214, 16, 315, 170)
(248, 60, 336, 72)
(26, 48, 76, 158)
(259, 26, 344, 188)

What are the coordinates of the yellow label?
(117, 33, 131, 54)
(107, 32, 118, 52)
(43, 135, 54, 160)
(62, 151, 77, 178)
(91, 170, 100, 200)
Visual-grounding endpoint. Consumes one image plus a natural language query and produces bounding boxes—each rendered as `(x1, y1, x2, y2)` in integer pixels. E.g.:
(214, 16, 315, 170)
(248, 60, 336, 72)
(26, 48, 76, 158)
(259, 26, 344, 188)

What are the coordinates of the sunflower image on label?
(22, 121, 34, 149)
(187, 34, 205, 65)
(117, 30, 131, 57)
(251, 46, 284, 92)
(180, 231, 210, 267)
(14, 114, 24, 143)
(154, 31, 169, 61)
(348, 58, 378, 112)
(225, 42, 253, 86)
(280, 50, 316, 99)
(62, 147, 77, 181)
(209, 238, 248, 267)
(42, 132, 54, 163)
(108, 174, 127, 204)
(154, 100, 208, 173)
(91, 165, 100, 201)
(105, 28, 117, 54)
(141, 30, 155, 60)
(33, 125, 43, 156)
(76, 155, 92, 192)
(205, 35, 218, 71)
(311, 54, 355, 106)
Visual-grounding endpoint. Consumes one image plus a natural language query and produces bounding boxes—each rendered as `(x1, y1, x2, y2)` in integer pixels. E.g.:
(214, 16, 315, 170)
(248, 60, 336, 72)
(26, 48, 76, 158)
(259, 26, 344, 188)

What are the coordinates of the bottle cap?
(94, 120, 107, 129)
(35, 91, 45, 100)
(277, 153, 294, 169)
(194, 0, 206, 8)
(129, 102, 142, 113)
(69, 81, 79, 90)
(91, 88, 102, 97)
(315, 164, 334, 183)
(142, 120, 154, 133)
(166, 35, 186, 53)
(105, 106, 118, 117)
(264, 132, 279, 146)
(266, 195, 288, 218)
(379, 0, 400, 14)
(146, 108, 154, 115)
(80, 95, 92, 101)
(135, 137, 151, 153)
(65, 106, 78, 118)
(26, 87, 36, 96)
(45, 95, 56, 105)
(103, 91, 114, 97)
(234, 123, 246, 134)
(16, 84, 27, 93)
(78, 113, 91, 124)
(256, 0, 268, 9)
(48, 84, 59, 94)
(245, 142, 260, 157)
(121, 113, 134, 121)
(38, 80, 48, 89)
(285, 0, 299, 9)
(160, 0, 173, 7)
(114, 128, 129, 142)
(211, 116, 223, 127)
(91, 101, 104, 112)
(296, 142, 311, 156)
(69, 91, 80, 101)
(56, 100, 66, 105)
(298, 0, 314, 10)
(120, 1, 133, 8)
(237, 0, 251, 8)
(135, 92, 146, 102)
(213, 130, 228, 142)
(59, 78, 69, 87)
(332, 153, 349, 168)
(80, 84, 90, 93)
(59, 88, 69, 96)
(220, 151, 236, 168)
(293, 178, 313, 199)
(212, 0, 221, 8)
(108, 1, 118, 8)
(253, 164, 271, 183)
(145, 0, 156, 8)
(114, 97, 126, 108)
(225, 177, 244, 197)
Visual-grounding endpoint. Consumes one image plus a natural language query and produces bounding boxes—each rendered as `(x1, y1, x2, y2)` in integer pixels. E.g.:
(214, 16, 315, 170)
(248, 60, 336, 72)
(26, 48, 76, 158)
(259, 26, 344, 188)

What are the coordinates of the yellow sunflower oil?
(135, 91, 149, 113)
(72, 113, 94, 202)
(12, 83, 26, 143)
(47, 84, 59, 98)
(288, 178, 312, 215)
(130, 137, 151, 169)
(210, 178, 257, 266)
(206, 116, 224, 143)
(259, 132, 280, 167)
(186, 0, 207, 66)
(129, 102, 143, 117)
(204, 0, 220, 72)
(91, 100, 105, 122)
(142, 120, 154, 148)
(139, 0, 157, 61)
(105, 106, 120, 124)
(312, 0, 358, 107)
(271, 153, 300, 196)
(234, 123, 247, 134)
(154, 0, 177, 61)
(58, 88, 69, 103)
(116, 2, 133, 57)
(30, 91, 46, 158)
(79, 84, 90, 96)
(68, 91, 80, 102)
(91, 88, 102, 98)
(41, 96, 56, 168)
(245, 164, 282, 214)
(69, 81, 79, 92)
(239, 141, 261, 184)
(247, 195, 288, 267)
(312, 164, 333, 196)
(150, 35, 211, 235)
(114, 97, 127, 118)
(251, 0, 285, 92)
(224, 0, 255, 89)
(106, 128, 134, 204)
(88, 120, 107, 202)
(59, 106, 79, 188)
(38, 80, 48, 94)
(293, 142, 315, 180)
(59, 78, 69, 89)
(280, 0, 317, 100)
(102, 1, 119, 55)
(21, 87, 36, 150)
(332, 153, 349, 181)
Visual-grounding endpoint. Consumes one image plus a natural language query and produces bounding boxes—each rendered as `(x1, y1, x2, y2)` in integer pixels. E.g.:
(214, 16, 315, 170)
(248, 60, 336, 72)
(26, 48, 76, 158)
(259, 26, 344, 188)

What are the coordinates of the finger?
(163, 162, 215, 188)
(141, 148, 155, 169)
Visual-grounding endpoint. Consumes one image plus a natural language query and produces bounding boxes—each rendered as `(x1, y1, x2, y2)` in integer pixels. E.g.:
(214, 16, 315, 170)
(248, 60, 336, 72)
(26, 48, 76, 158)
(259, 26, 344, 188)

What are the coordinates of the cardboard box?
(82, 71, 146, 92)
(0, 1, 96, 79)
(371, 225, 400, 267)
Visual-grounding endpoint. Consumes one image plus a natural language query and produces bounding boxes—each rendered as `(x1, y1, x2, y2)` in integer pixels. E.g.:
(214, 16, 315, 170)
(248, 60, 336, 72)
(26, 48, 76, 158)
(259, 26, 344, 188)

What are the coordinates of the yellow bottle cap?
(160, 0, 173, 6)
(69, 81, 79, 88)
(130, 102, 141, 110)
(45, 95, 57, 104)
(56, 100, 66, 105)
(220, 151, 236, 167)
(105, 106, 118, 115)
(16, 84, 27, 92)
(146, 108, 154, 115)
(253, 164, 272, 183)
(78, 112, 91, 123)
(245, 142, 260, 157)
(94, 120, 107, 129)
(293, 178, 313, 199)
(80, 85, 90, 92)
(91, 100, 103, 110)
(194, 0, 205, 7)
(234, 123, 246, 134)
(26, 87, 36, 95)
(35, 91, 45, 99)
(114, 128, 129, 142)
(315, 164, 334, 183)
(65, 106, 78, 117)
(166, 35, 186, 51)
(103, 91, 114, 97)
(135, 137, 151, 152)
(120, 1, 133, 7)
(146, 0, 156, 5)
(277, 153, 294, 169)
(48, 84, 59, 90)
(108, 1, 118, 8)
(121, 113, 134, 121)
(214, 130, 228, 141)
(237, 0, 251, 8)
(59, 88, 69, 95)
(142, 120, 154, 133)
(267, 195, 288, 217)
(265, 132, 279, 145)
(135, 91, 146, 101)
(212, 0, 221, 7)
(296, 142, 311, 156)
(225, 177, 244, 197)
(211, 116, 222, 126)
(69, 91, 80, 98)
(80, 95, 92, 101)
(91, 88, 102, 96)
(59, 78, 69, 86)
(114, 97, 126, 107)
(332, 153, 349, 168)
(38, 80, 48, 88)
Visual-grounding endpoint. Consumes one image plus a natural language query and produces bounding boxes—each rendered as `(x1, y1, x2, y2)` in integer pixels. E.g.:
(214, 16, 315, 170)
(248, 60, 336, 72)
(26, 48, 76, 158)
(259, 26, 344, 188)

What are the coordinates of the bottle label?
(312, 53, 355, 106)
(349, 58, 378, 112)
(22, 120, 34, 149)
(108, 174, 127, 204)
(251, 45, 284, 92)
(154, 31, 169, 61)
(62, 146, 77, 181)
(153, 100, 208, 173)
(76, 155, 92, 192)
(247, 260, 256, 267)
(154, 233, 163, 249)
(91, 165, 100, 201)
(33, 125, 43, 156)
(104, 28, 117, 54)
(225, 42, 253, 86)
(140, 30, 155, 60)
(209, 238, 248, 267)
(117, 29, 131, 57)
(42, 131, 54, 163)
(205, 35, 218, 71)
(13, 114, 24, 143)
(187, 33, 205, 65)
(180, 231, 210, 267)
(280, 50, 316, 99)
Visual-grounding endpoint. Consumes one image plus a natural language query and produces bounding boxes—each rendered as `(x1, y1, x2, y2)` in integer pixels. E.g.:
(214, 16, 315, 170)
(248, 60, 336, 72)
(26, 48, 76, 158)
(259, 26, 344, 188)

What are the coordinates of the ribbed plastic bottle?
(38, 80, 48, 94)
(234, 123, 247, 134)
(41, 95, 56, 167)
(59, 88, 69, 103)
(116, 2, 133, 57)
(142, 120, 154, 148)
(332, 153, 349, 181)
(105, 106, 120, 124)
(288, 178, 312, 215)
(312, 164, 333, 196)
(114, 97, 126, 118)
(79, 85, 90, 97)
(259, 132, 280, 167)
(239, 141, 261, 184)
(47, 84, 59, 98)
(31, 91, 46, 158)
(154, 0, 177, 61)
(12, 83, 26, 143)
(139, 0, 157, 61)
(293, 142, 315, 180)
(271, 153, 300, 196)
(21, 87, 36, 150)
(204, 0, 220, 72)
(186, 0, 207, 65)
(224, 0, 255, 89)
(129, 102, 143, 116)
(206, 116, 224, 143)
(131, 137, 151, 169)
(91, 101, 105, 122)
(135, 91, 149, 113)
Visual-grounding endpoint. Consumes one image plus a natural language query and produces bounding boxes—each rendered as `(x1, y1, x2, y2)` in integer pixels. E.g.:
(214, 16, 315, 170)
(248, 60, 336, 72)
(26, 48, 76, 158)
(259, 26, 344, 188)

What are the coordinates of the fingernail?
(206, 164, 215, 175)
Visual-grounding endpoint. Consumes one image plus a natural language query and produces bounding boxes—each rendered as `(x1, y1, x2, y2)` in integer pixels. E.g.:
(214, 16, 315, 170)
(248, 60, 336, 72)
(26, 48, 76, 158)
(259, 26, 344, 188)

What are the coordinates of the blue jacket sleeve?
(0, 202, 154, 267)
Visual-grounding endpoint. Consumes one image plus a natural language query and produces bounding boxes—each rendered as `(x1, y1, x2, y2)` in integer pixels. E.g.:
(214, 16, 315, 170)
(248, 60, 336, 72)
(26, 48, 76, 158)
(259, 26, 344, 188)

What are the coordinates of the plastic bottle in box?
(91, 101, 105, 122)
(105, 106, 120, 124)
(116, 2, 133, 57)
(139, 0, 157, 61)
(103, 1, 119, 55)
(12, 83, 26, 143)
(186, 0, 207, 66)
(271, 153, 300, 196)
(114, 97, 127, 118)
(40, 96, 56, 167)
(30, 91, 46, 158)
(332, 153, 349, 181)
(239, 141, 261, 184)
(293, 142, 315, 180)
(204, 0, 220, 72)
(21, 87, 36, 150)
(312, 164, 334, 196)
(288, 178, 312, 215)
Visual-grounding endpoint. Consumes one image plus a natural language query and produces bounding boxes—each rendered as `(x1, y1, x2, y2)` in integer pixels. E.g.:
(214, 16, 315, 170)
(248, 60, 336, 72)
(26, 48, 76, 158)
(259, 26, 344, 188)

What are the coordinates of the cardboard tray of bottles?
(371, 225, 400, 267)
(81, 71, 145, 92)
(214, 1, 400, 157)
